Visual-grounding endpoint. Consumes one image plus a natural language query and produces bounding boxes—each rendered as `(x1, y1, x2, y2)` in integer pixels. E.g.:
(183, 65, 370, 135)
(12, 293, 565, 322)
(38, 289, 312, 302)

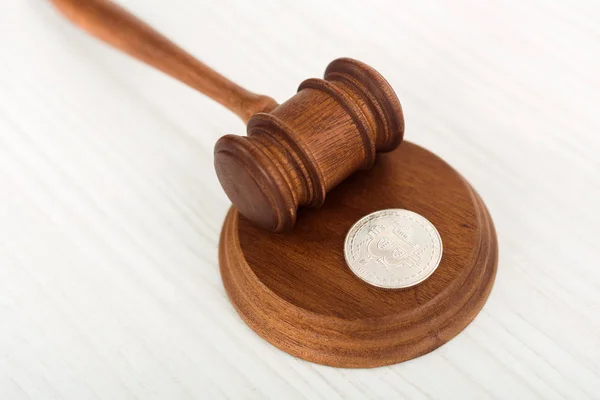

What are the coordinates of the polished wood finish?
(220, 142, 498, 368)
(49, 0, 277, 123)
(215, 58, 404, 232)
(50, 0, 404, 232)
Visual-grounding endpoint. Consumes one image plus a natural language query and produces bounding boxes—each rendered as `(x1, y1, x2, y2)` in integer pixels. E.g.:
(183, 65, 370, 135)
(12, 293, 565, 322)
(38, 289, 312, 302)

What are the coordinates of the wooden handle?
(50, 0, 277, 122)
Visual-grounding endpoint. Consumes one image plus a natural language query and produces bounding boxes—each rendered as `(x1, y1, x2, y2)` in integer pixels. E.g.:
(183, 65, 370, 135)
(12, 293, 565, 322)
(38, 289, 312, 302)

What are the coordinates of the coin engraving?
(344, 209, 443, 289)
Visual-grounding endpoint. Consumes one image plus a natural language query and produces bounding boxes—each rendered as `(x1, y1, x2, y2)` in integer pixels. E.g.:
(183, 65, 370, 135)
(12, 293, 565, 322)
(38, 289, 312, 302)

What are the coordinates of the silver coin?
(344, 209, 443, 289)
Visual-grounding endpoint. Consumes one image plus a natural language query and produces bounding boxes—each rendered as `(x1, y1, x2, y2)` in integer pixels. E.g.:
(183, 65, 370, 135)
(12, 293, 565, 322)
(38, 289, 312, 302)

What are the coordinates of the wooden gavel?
(51, 0, 405, 232)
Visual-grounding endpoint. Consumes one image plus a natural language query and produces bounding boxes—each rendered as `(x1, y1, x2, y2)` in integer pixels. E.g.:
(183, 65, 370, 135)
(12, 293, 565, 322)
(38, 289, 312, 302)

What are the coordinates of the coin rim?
(343, 209, 444, 289)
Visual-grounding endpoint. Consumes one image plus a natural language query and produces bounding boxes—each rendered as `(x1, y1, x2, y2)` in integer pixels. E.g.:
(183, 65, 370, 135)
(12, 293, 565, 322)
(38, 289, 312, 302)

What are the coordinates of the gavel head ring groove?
(214, 58, 404, 232)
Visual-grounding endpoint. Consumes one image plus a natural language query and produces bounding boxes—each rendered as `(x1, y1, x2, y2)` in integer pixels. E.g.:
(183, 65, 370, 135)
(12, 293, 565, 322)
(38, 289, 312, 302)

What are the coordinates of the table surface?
(1, 0, 599, 399)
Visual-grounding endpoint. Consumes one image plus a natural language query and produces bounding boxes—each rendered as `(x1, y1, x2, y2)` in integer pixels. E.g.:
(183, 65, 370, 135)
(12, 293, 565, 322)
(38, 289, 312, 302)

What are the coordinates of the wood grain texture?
(220, 142, 498, 367)
(49, 0, 277, 123)
(215, 57, 404, 231)
(1, 0, 599, 399)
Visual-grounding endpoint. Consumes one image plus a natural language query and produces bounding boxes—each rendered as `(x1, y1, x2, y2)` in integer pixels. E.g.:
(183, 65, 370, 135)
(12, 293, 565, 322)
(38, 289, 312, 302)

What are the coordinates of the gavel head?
(214, 58, 404, 232)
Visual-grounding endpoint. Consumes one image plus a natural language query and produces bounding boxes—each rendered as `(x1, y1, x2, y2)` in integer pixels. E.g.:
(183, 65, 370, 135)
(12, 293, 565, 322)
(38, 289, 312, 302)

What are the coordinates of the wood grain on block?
(220, 142, 498, 367)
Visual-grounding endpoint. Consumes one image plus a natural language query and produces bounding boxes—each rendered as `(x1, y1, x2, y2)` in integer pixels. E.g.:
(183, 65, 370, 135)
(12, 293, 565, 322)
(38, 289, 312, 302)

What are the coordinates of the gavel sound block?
(51, 0, 498, 368)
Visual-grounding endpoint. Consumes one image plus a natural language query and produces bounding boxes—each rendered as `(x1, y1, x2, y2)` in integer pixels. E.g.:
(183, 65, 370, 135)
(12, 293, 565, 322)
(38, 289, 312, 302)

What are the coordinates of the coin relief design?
(344, 209, 443, 289)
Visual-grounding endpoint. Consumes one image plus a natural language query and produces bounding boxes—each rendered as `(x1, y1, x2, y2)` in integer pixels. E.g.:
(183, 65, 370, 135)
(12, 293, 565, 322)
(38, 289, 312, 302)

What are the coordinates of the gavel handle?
(49, 0, 278, 123)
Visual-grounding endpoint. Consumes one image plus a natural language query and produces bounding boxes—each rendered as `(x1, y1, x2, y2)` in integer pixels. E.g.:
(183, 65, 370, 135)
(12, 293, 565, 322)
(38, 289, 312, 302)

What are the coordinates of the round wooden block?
(219, 141, 498, 368)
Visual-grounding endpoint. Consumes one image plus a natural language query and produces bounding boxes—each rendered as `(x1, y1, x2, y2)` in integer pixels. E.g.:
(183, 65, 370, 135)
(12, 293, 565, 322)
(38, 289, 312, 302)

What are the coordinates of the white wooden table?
(1, 0, 599, 398)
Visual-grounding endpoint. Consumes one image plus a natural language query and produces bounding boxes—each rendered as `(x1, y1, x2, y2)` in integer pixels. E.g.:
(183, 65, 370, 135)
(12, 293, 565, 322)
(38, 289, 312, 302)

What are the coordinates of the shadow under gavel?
(50, 0, 404, 232)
